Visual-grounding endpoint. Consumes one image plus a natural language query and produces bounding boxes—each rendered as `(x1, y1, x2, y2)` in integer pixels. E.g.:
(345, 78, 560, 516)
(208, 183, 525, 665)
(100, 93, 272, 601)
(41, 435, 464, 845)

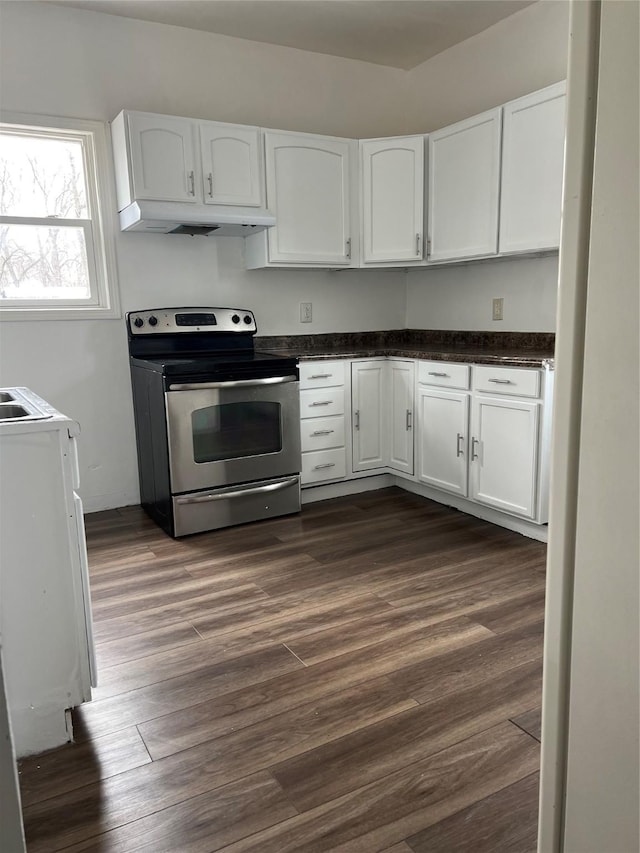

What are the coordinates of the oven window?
(192, 402, 282, 463)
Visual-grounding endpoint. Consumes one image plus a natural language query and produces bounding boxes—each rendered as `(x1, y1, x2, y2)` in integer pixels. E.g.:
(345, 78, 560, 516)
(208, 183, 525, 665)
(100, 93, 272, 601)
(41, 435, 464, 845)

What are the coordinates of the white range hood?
(118, 200, 276, 236)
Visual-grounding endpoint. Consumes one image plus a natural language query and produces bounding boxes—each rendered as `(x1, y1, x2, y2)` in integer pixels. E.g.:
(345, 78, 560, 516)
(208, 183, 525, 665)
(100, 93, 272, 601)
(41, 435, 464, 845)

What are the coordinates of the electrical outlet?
(300, 302, 313, 323)
(492, 298, 504, 321)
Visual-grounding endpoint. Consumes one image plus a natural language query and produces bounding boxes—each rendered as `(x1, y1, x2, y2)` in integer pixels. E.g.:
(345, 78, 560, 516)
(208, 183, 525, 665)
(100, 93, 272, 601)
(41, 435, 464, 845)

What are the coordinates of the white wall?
(560, 1, 639, 848)
(405, 0, 570, 132)
(406, 256, 559, 332)
(0, 1, 567, 510)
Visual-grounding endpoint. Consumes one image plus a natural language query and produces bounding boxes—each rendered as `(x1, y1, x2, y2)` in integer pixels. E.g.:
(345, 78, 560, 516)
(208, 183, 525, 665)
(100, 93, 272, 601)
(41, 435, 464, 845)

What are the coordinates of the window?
(0, 114, 119, 319)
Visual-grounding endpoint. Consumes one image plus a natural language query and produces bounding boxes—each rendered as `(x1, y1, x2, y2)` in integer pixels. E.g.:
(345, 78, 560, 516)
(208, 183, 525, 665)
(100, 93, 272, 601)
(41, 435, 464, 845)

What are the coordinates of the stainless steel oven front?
(165, 374, 301, 494)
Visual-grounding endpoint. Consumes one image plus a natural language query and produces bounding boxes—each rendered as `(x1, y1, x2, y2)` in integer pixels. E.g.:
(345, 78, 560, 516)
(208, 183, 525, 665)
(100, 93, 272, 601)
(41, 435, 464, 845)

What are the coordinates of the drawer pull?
(308, 373, 332, 380)
(471, 437, 480, 461)
(309, 400, 332, 407)
(428, 371, 449, 377)
(311, 429, 334, 436)
(488, 378, 513, 384)
(313, 462, 336, 470)
(456, 433, 464, 457)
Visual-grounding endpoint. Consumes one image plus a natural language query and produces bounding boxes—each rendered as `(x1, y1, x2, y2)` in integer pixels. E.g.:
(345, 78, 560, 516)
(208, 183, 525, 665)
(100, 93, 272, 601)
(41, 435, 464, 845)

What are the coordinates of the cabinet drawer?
(300, 388, 344, 418)
(302, 448, 347, 484)
(418, 361, 470, 390)
(473, 365, 540, 398)
(299, 361, 346, 389)
(301, 415, 345, 452)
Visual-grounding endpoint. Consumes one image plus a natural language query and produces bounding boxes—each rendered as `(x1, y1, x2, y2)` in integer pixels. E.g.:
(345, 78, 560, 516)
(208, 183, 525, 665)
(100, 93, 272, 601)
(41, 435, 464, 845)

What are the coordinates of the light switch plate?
(300, 302, 312, 323)
(492, 298, 504, 321)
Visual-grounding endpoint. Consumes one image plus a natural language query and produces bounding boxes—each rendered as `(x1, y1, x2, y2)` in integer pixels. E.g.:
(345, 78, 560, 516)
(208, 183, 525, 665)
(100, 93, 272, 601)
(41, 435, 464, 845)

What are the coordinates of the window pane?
(0, 132, 88, 218)
(0, 224, 91, 300)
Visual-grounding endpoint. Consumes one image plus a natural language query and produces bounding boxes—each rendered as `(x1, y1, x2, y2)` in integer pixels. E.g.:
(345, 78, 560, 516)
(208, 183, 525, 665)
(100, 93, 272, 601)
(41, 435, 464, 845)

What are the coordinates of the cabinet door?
(361, 137, 424, 263)
(265, 132, 353, 265)
(469, 395, 540, 518)
(352, 361, 386, 472)
(428, 108, 501, 261)
(417, 387, 469, 496)
(499, 82, 567, 253)
(128, 113, 198, 203)
(199, 123, 262, 206)
(388, 360, 415, 474)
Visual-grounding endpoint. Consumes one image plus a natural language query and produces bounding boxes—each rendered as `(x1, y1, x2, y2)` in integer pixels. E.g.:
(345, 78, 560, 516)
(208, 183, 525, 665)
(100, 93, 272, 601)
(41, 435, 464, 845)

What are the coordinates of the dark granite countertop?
(255, 330, 555, 369)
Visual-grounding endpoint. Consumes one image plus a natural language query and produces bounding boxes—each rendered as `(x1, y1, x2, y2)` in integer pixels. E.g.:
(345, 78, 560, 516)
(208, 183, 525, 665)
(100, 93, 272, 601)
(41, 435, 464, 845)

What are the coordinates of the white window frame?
(0, 112, 120, 321)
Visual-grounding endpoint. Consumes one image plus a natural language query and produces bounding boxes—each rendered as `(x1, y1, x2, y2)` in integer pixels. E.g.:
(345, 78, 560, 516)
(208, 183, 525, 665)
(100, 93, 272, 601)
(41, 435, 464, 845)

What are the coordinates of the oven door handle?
(175, 476, 299, 504)
(169, 375, 298, 391)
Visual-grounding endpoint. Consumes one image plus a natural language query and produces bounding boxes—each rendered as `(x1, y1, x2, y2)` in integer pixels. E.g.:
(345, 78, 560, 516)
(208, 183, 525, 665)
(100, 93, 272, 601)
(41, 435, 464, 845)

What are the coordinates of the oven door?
(165, 375, 301, 494)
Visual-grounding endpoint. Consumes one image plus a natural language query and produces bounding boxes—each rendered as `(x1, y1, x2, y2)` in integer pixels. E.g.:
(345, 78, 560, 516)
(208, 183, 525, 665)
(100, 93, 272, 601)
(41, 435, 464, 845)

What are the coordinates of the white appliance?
(0, 387, 96, 757)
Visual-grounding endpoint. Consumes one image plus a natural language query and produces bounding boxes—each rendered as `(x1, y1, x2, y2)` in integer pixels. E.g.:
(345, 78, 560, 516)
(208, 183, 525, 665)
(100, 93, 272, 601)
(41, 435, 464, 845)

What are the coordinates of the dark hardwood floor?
(18, 487, 546, 852)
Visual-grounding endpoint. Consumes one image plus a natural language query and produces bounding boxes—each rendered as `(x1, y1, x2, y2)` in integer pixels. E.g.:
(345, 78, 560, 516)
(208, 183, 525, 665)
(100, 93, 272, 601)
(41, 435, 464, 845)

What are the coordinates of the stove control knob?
(243, 315, 252, 325)
(148, 316, 158, 327)
(231, 314, 240, 324)
(133, 317, 144, 328)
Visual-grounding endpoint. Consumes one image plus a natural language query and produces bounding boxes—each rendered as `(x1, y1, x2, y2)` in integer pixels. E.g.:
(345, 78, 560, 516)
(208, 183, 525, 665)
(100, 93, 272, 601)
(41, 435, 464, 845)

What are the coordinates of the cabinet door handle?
(309, 374, 332, 380)
(488, 378, 513, 384)
(428, 371, 448, 377)
(309, 400, 332, 407)
(427, 237, 432, 256)
(313, 462, 336, 470)
(207, 172, 213, 197)
(456, 433, 464, 457)
(354, 409, 360, 430)
(471, 437, 480, 461)
(188, 170, 195, 196)
(406, 409, 412, 430)
(416, 233, 421, 257)
(346, 238, 352, 259)
(311, 429, 334, 436)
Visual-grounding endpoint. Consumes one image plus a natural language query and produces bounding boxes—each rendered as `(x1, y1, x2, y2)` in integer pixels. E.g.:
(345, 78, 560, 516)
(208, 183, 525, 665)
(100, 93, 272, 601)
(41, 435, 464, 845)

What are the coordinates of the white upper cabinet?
(263, 131, 355, 266)
(428, 108, 502, 262)
(360, 136, 425, 264)
(199, 122, 262, 207)
(499, 81, 567, 253)
(127, 113, 198, 204)
(111, 111, 264, 211)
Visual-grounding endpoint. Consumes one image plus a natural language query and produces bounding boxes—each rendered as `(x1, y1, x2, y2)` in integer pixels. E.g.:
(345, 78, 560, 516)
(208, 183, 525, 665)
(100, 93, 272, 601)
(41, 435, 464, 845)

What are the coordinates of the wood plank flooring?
(17, 487, 546, 852)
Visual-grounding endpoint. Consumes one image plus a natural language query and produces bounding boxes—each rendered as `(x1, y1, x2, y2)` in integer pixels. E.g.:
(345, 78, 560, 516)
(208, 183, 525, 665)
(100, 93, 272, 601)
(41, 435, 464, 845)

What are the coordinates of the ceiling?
(49, 0, 536, 70)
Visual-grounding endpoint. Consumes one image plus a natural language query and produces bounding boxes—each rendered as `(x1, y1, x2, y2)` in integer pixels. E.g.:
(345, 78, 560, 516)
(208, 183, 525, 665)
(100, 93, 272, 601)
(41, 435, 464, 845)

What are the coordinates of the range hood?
(118, 200, 276, 237)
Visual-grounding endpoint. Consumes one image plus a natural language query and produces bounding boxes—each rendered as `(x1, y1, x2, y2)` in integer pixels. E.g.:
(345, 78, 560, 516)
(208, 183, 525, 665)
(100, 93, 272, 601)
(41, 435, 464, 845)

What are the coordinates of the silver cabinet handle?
(426, 237, 432, 256)
(188, 170, 195, 196)
(345, 238, 352, 259)
(354, 409, 360, 430)
(176, 476, 298, 504)
(207, 172, 213, 198)
(416, 233, 421, 257)
(311, 429, 334, 436)
(456, 433, 464, 457)
(488, 378, 513, 384)
(309, 400, 332, 407)
(313, 463, 336, 470)
(406, 409, 412, 430)
(169, 375, 297, 391)
(428, 371, 449, 377)
(308, 374, 332, 380)
(471, 437, 480, 461)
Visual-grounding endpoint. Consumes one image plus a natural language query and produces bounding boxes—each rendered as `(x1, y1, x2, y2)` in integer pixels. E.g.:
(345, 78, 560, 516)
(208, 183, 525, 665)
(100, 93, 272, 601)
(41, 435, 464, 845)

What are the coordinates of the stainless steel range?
(127, 307, 301, 537)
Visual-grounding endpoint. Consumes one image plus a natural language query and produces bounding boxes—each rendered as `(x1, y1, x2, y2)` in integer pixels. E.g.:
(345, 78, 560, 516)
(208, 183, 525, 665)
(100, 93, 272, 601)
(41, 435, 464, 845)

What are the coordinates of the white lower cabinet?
(417, 387, 469, 496)
(351, 360, 387, 472)
(388, 360, 414, 475)
(300, 356, 551, 530)
(469, 395, 540, 518)
(299, 361, 347, 485)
